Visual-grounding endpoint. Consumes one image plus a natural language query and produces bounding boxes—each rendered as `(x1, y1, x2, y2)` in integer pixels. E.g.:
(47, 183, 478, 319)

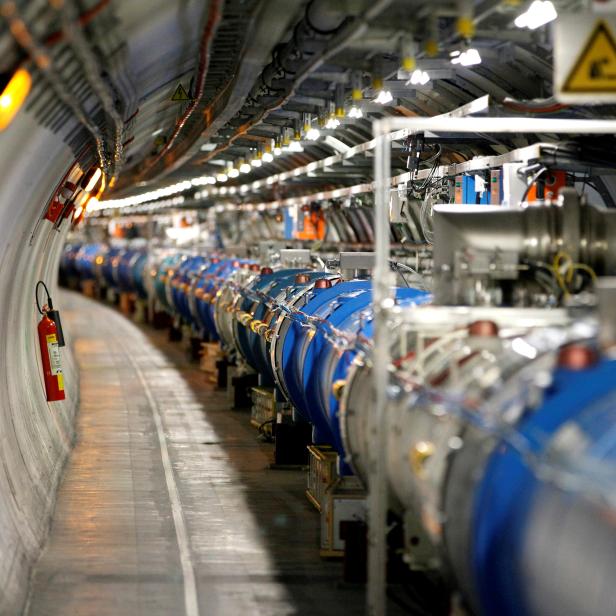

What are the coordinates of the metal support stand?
(146, 213, 155, 324)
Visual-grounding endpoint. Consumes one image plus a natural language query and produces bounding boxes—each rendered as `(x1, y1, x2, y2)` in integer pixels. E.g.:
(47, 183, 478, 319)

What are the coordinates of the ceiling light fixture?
(0, 68, 31, 131)
(450, 47, 482, 66)
(281, 130, 292, 152)
(371, 64, 392, 106)
(400, 36, 418, 73)
(325, 115, 340, 130)
(514, 1, 557, 29)
(263, 140, 276, 162)
(350, 70, 364, 119)
(303, 112, 321, 140)
(306, 126, 321, 140)
(348, 105, 363, 119)
(410, 69, 430, 86)
(334, 83, 345, 120)
(374, 89, 393, 105)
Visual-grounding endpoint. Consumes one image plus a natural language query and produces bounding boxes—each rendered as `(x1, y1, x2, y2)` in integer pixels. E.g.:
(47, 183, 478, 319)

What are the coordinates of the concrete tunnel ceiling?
(1, 0, 616, 615)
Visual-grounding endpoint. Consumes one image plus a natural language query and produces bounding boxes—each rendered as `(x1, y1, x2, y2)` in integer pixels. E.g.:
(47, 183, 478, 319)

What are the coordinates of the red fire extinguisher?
(36, 281, 65, 402)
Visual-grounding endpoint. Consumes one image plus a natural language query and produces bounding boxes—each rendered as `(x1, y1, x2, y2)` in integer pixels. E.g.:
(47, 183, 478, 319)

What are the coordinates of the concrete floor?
(25, 291, 379, 616)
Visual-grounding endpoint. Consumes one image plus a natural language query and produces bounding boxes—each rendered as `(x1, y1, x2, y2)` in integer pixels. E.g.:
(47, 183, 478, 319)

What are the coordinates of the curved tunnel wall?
(0, 6, 217, 607)
(0, 113, 79, 613)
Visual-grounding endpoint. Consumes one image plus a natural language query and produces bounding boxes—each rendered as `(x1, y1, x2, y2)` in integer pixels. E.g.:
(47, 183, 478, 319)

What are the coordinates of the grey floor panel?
(25, 291, 384, 616)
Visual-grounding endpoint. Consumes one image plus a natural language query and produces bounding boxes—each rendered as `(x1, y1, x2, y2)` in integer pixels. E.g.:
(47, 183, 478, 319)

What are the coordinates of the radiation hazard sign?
(556, 14, 616, 102)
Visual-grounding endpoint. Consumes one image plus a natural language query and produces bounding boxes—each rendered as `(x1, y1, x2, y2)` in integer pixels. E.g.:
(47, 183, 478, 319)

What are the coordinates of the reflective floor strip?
(123, 349, 200, 616)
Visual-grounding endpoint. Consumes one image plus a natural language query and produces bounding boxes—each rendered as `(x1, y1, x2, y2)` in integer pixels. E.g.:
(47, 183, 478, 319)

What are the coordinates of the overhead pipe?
(196, 0, 395, 167)
(44, 0, 111, 46)
(137, 0, 223, 178)
(57, 0, 126, 179)
(243, 0, 351, 104)
(0, 1, 108, 174)
(112, 0, 296, 189)
(501, 96, 569, 114)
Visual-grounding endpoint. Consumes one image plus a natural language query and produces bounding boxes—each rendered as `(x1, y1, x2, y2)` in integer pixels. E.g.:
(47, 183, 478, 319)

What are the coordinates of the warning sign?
(556, 14, 616, 102)
(564, 21, 616, 92)
(171, 83, 192, 102)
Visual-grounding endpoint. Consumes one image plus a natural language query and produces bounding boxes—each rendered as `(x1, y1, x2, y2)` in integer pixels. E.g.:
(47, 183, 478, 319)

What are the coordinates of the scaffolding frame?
(369, 115, 616, 616)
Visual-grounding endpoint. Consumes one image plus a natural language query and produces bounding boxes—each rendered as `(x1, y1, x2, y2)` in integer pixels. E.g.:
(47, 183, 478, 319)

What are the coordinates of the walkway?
(26, 291, 368, 616)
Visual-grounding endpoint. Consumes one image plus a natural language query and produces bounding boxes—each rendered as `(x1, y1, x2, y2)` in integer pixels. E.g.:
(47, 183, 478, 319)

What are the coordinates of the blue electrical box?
(455, 174, 497, 204)
(283, 207, 295, 240)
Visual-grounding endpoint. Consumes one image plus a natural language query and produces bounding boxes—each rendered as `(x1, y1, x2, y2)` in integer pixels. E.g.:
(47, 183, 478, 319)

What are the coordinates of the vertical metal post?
(146, 213, 155, 324)
(367, 121, 394, 616)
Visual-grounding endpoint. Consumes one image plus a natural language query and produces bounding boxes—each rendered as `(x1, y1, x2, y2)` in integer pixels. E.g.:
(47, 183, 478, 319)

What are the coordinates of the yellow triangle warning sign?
(171, 83, 191, 102)
(563, 20, 616, 92)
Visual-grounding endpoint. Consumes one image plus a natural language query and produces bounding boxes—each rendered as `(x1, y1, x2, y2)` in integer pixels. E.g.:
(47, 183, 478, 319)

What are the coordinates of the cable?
(389, 260, 427, 289)
(397, 269, 410, 287)
(420, 143, 442, 165)
(522, 259, 561, 298)
(44, 0, 111, 46)
(520, 165, 548, 203)
(257, 418, 275, 441)
(412, 156, 440, 193)
(552, 250, 597, 298)
(391, 260, 422, 277)
(570, 262, 597, 282)
(138, 0, 223, 177)
(419, 197, 435, 244)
